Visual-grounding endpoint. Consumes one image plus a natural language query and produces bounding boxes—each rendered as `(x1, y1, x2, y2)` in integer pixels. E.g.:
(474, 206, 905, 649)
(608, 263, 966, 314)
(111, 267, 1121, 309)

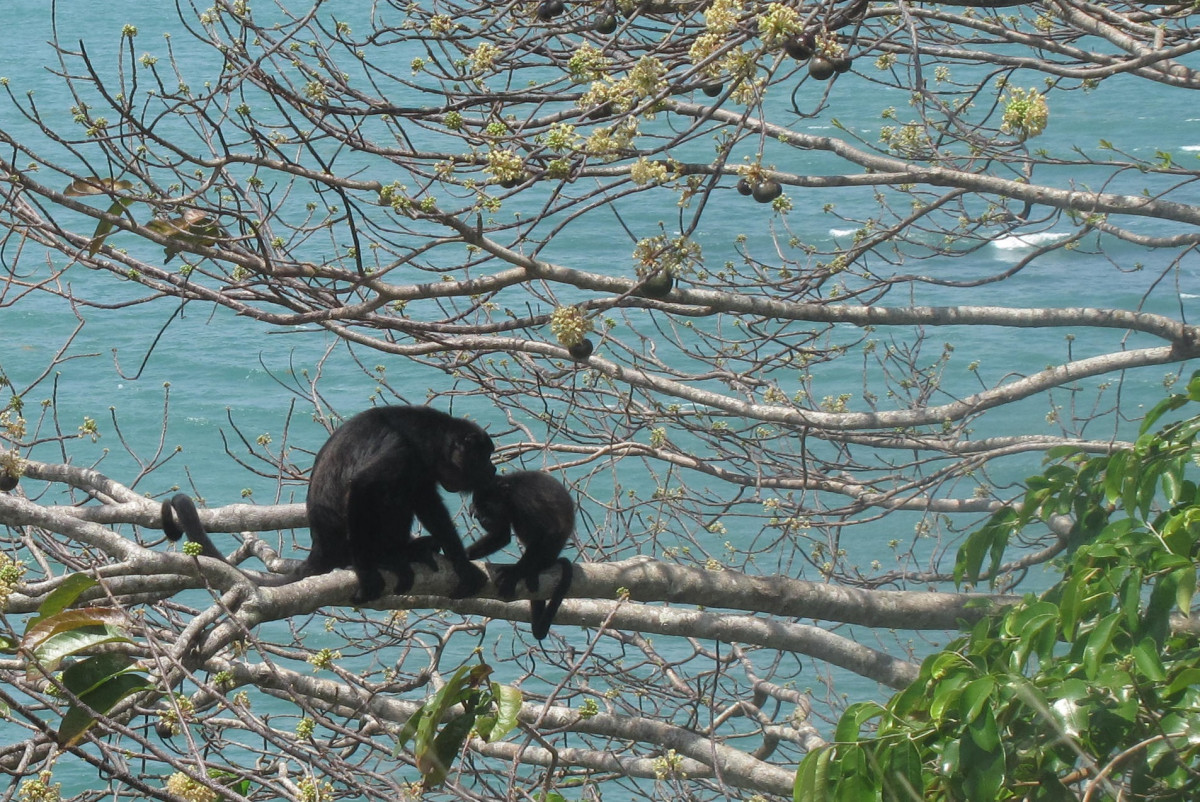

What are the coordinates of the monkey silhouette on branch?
(162, 406, 576, 637)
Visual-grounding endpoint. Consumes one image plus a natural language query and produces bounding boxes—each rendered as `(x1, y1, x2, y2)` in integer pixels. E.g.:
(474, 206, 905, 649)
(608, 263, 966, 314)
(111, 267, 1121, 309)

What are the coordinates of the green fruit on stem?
(595, 13, 617, 33)
(702, 82, 723, 97)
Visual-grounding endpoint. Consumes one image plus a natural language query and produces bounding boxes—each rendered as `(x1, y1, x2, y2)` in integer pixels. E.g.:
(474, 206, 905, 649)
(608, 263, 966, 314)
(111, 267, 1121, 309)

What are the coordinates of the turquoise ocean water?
(2, 1, 1199, 795)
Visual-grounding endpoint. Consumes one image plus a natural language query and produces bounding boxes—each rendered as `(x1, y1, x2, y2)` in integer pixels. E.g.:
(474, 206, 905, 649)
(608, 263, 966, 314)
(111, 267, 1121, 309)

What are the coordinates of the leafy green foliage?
(797, 373, 1200, 801)
(17, 574, 152, 746)
(395, 662, 523, 790)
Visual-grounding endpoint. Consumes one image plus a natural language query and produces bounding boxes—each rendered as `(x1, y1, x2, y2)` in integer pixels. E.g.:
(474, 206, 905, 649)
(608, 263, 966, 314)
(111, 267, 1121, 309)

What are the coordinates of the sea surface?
(2, 1, 1199, 796)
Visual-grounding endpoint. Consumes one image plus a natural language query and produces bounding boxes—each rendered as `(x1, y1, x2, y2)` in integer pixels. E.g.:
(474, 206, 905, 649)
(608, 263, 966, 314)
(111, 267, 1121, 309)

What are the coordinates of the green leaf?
(406, 663, 493, 786)
(880, 739, 923, 801)
(1130, 638, 1166, 682)
(1118, 567, 1144, 632)
(1177, 566, 1195, 615)
(1138, 391, 1189, 437)
(57, 672, 154, 746)
(1141, 568, 1183, 646)
(831, 744, 875, 802)
(1082, 612, 1121, 680)
(960, 676, 995, 728)
(25, 574, 98, 634)
(24, 608, 132, 673)
(834, 701, 884, 743)
(424, 707, 480, 789)
(481, 682, 521, 743)
(394, 708, 428, 754)
(61, 652, 142, 698)
(928, 671, 971, 724)
(794, 746, 833, 802)
(1005, 600, 1060, 670)
(1161, 458, 1184, 504)
(1164, 667, 1200, 698)
(32, 625, 132, 675)
(955, 518, 1011, 587)
(87, 198, 136, 256)
(961, 713, 1004, 799)
(24, 606, 128, 648)
(1102, 451, 1127, 505)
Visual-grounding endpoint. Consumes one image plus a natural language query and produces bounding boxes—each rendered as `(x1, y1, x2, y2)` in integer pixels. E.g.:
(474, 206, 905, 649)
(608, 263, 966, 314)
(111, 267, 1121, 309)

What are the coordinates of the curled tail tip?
(161, 498, 183, 541)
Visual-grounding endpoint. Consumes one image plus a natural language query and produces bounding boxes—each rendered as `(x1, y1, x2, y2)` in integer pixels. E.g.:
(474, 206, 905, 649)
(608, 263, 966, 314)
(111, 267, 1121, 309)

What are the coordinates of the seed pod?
(568, 339, 594, 360)
(536, 0, 565, 21)
(752, 179, 782, 203)
(783, 35, 813, 61)
(808, 55, 836, 81)
(641, 271, 674, 298)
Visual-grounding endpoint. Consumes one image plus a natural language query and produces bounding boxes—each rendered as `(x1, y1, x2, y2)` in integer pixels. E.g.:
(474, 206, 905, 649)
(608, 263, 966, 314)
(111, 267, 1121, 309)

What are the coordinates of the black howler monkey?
(468, 470, 574, 640)
(163, 406, 495, 603)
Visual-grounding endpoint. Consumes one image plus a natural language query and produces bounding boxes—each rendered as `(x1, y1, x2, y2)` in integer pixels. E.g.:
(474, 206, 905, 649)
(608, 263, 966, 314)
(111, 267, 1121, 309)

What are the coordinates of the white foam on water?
(992, 232, 1070, 250)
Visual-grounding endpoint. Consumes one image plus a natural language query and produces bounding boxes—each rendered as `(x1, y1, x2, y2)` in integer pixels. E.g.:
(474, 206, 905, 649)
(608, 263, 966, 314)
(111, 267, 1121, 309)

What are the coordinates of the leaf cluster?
(798, 373, 1200, 800)
(395, 662, 523, 790)
(12, 575, 153, 747)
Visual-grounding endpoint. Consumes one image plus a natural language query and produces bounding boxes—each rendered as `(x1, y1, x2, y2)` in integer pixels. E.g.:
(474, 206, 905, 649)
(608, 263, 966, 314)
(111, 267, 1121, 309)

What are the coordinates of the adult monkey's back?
(164, 406, 495, 603)
(306, 406, 494, 602)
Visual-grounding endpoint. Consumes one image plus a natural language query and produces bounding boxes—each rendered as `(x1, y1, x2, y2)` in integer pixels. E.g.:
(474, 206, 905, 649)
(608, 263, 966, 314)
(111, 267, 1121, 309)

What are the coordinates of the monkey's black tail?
(161, 494, 226, 560)
(530, 558, 573, 641)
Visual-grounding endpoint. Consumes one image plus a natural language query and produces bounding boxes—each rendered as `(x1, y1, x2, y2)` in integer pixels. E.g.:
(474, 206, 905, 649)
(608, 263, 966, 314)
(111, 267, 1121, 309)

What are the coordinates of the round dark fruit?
(783, 36, 813, 61)
(808, 55, 836, 81)
(568, 339, 594, 360)
(642, 270, 674, 298)
(155, 719, 176, 739)
(736, 177, 753, 196)
(536, 0, 565, 21)
(499, 176, 523, 189)
(702, 82, 723, 98)
(0, 472, 16, 492)
(752, 179, 782, 203)
(595, 13, 617, 33)
(834, 56, 853, 74)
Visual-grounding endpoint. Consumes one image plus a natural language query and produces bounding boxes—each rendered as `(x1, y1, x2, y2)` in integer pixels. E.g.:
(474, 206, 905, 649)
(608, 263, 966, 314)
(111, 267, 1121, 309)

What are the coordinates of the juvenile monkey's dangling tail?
(530, 558, 573, 641)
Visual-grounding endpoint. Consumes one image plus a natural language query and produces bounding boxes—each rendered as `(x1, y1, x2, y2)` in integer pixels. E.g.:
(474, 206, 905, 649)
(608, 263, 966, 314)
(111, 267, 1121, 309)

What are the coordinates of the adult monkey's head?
(438, 418, 496, 493)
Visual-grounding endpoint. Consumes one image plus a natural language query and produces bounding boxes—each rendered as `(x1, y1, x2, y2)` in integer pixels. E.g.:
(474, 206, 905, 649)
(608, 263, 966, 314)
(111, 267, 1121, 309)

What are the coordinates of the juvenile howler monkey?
(468, 470, 574, 640)
(163, 406, 495, 603)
